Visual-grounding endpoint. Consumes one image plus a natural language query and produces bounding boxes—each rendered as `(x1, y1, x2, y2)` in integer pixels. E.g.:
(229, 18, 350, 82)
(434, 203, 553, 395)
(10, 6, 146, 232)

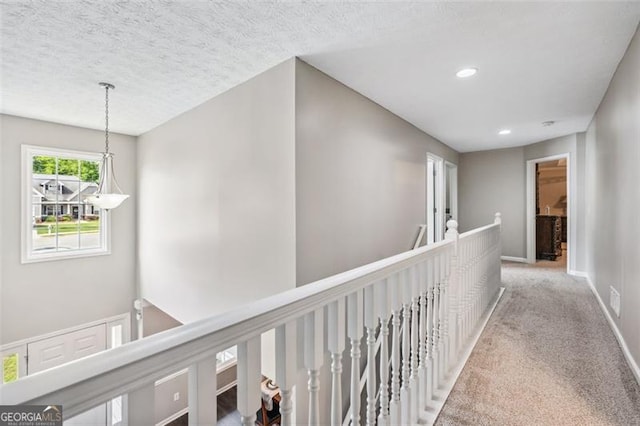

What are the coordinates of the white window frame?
(21, 145, 110, 263)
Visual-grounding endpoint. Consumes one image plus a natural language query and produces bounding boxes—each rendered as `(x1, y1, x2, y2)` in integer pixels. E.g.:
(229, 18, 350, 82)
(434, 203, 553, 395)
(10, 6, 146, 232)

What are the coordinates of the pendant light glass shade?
(86, 82, 129, 210)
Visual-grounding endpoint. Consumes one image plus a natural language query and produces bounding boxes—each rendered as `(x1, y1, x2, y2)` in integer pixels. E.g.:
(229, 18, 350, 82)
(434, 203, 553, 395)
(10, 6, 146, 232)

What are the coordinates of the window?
(22, 145, 108, 263)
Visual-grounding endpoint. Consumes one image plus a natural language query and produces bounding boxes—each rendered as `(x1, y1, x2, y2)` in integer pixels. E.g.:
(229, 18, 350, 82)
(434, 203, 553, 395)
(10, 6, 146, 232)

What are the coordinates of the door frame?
(526, 153, 574, 273)
(426, 153, 445, 243)
(445, 161, 458, 223)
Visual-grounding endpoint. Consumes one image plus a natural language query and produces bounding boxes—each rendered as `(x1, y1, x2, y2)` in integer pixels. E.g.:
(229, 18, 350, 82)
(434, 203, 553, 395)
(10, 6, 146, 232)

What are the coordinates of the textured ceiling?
(2, 1, 639, 152)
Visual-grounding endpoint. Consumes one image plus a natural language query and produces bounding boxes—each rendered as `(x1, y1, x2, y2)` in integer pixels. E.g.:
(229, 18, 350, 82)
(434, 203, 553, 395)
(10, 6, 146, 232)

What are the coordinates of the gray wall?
(295, 59, 459, 285)
(458, 147, 526, 258)
(585, 25, 640, 366)
(523, 134, 576, 161)
(143, 303, 182, 338)
(137, 59, 297, 325)
(0, 114, 137, 344)
(458, 133, 586, 266)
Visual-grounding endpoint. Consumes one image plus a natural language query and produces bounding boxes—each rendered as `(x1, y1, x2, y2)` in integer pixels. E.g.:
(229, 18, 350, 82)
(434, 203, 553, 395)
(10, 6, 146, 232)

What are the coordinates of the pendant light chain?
(86, 82, 129, 210)
(104, 83, 110, 155)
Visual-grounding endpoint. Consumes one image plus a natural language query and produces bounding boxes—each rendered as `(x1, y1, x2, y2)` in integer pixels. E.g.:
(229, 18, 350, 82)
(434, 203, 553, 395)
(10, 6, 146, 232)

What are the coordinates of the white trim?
(526, 153, 575, 273)
(0, 313, 131, 352)
(21, 144, 110, 264)
(216, 380, 237, 396)
(156, 407, 188, 426)
(501, 256, 527, 263)
(568, 270, 588, 278)
(423, 287, 505, 424)
(445, 161, 458, 222)
(0, 313, 130, 385)
(155, 368, 188, 386)
(585, 275, 640, 385)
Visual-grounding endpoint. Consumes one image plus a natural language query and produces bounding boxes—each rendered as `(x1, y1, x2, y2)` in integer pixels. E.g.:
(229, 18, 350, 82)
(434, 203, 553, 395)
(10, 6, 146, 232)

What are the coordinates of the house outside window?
(22, 145, 109, 263)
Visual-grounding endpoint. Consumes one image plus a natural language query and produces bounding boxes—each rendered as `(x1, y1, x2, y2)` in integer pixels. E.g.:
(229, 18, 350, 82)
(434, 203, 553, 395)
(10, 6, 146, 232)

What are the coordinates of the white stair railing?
(1, 214, 503, 426)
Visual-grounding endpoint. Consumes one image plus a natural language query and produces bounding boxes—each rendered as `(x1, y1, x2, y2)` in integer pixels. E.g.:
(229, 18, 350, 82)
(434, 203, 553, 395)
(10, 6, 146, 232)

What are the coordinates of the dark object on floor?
(536, 215, 561, 260)
(256, 397, 281, 426)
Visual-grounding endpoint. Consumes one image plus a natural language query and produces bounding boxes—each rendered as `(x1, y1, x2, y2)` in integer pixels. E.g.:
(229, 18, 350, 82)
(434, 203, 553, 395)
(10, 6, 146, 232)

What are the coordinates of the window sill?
(21, 248, 111, 264)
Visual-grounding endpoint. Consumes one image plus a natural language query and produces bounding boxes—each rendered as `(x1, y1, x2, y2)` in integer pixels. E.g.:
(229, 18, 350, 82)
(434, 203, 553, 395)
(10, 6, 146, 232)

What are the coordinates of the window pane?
(57, 157, 80, 178)
(32, 155, 57, 174)
(2, 353, 19, 384)
(80, 160, 100, 184)
(80, 214, 101, 249)
(25, 147, 107, 262)
(55, 219, 80, 251)
(32, 211, 57, 252)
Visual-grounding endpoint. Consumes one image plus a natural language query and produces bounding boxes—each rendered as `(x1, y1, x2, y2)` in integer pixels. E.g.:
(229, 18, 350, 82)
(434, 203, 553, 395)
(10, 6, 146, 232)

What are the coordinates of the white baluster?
(327, 299, 345, 426)
(376, 279, 390, 426)
(445, 220, 459, 367)
(188, 357, 217, 426)
(432, 257, 440, 392)
(276, 321, 297, 426)
(439, 252, 448, 379)
(425, 257, 434, 404)
(305, 308, 324, 426)
(462, 241, 469, 342)
(364, 286, 378, 426)
(418, 261, 428, 417)
(348, 290, 364, 426)
(400, 269, 411, 424)
(238, 337, 261, 426)
(410, 267, 420, 423)
(389, 274, 402, 425)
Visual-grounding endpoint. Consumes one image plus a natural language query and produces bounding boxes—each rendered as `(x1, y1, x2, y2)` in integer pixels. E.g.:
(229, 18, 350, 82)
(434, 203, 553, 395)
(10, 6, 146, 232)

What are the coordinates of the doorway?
(445, 161, 458, 225)
(426, 154, 443, 244)
(526, 153, 574, 272)
(426, 154, 457, 244)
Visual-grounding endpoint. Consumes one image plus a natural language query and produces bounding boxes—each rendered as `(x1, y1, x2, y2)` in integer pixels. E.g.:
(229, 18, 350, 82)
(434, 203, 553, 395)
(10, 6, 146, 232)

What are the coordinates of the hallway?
(436, 261, 640, 425)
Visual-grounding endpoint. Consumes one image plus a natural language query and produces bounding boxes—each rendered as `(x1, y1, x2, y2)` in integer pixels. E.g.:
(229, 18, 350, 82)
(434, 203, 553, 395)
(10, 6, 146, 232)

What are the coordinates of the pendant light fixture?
(86, 82, 129, 210)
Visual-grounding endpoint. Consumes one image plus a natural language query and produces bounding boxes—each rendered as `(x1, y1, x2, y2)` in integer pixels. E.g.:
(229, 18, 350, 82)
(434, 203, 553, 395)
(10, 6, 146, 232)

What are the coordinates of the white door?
(426, 154, 444, 244)
(28, 324, 109, 426)
(27, 323, 107, 374)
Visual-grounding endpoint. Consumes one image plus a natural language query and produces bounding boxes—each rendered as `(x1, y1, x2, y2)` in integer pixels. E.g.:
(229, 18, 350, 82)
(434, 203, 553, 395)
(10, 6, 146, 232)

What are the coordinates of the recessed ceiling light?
(498, 129, 511, 135)
(456, 67, 478, 78)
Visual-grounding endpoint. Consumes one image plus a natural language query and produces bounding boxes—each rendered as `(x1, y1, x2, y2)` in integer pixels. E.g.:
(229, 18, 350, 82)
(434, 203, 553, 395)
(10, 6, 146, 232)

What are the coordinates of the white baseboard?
(584, 274, 640, 385)
(568, 270, 588, 278)
(501, 256, 527, 263)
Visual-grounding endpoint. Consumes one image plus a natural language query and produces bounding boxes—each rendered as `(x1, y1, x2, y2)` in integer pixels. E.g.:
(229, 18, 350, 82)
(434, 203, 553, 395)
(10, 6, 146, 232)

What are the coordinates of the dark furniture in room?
(536, 215, 562, 260)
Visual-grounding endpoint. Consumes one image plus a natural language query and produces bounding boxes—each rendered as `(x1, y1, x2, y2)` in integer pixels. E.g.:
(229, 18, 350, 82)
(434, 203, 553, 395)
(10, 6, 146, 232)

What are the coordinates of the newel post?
(444, 220, 459, 366)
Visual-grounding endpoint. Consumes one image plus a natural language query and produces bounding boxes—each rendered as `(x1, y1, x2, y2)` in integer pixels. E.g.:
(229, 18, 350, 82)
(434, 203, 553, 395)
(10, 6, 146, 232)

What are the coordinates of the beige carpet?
(435, 260, 640, 426)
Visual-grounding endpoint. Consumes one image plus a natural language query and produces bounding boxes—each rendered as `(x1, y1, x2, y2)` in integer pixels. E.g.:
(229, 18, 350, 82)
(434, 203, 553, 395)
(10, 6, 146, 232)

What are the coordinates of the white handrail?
(1, 215, 503, 426)
(1, 239, 453, 415)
